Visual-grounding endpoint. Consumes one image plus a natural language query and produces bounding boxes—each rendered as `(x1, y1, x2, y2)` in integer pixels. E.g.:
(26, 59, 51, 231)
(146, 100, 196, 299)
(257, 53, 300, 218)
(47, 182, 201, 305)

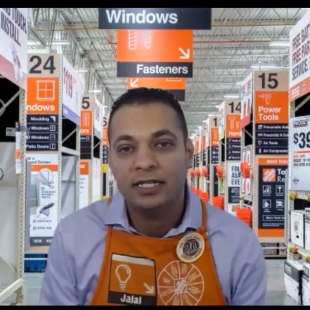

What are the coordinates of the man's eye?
(118, 146, 133, 153)
(156, 141, 172, 148)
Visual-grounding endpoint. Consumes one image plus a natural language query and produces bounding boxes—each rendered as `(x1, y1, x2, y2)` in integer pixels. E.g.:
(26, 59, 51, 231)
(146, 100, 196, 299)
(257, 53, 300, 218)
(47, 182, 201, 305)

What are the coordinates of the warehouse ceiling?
(27, 8, 306, 134)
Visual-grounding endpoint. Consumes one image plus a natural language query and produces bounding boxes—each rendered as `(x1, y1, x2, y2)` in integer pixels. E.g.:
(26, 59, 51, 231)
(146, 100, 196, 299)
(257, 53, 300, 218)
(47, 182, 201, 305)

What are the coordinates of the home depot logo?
(293, 119, 308, 128)
(262, 168, 276, 182)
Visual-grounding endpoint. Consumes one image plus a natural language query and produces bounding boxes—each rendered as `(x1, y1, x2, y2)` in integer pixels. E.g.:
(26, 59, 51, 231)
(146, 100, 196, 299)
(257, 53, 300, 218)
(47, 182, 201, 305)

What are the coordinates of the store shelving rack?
(0, 76, 27, 304)
(217, 100, 241, 214)
(240, 69, 289, 258)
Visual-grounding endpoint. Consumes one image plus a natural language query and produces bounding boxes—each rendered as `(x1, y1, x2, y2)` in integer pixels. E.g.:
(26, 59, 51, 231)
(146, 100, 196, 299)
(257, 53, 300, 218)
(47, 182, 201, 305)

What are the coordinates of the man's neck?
(126, 192, 186, 238)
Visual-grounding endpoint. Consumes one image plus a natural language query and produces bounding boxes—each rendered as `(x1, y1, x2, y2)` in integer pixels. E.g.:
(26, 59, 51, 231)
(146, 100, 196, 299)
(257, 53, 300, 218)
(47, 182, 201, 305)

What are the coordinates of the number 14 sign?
(289, 115, 310, 191)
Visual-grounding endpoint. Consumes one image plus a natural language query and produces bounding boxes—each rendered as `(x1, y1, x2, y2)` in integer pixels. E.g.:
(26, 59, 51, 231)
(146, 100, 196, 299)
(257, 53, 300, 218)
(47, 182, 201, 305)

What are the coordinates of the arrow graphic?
(179, 48, 190, 59)
(143, 283, 154, 294)
(130, 78, 139, 87)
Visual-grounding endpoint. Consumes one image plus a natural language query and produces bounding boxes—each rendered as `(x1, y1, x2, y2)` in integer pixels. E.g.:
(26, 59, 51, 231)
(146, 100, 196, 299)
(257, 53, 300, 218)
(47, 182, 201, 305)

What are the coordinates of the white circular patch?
(176, 232, 205, 263)
(157, 260, 204, 305)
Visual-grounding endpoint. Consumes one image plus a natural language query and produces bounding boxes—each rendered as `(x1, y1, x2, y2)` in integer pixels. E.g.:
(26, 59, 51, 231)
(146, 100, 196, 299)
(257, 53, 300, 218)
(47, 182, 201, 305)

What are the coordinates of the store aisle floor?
(24, 259, 298, 305)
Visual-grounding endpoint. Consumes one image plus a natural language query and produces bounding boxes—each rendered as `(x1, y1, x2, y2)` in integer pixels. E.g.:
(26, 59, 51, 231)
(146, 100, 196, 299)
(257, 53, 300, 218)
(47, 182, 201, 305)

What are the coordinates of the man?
(40, 88, 266, 306)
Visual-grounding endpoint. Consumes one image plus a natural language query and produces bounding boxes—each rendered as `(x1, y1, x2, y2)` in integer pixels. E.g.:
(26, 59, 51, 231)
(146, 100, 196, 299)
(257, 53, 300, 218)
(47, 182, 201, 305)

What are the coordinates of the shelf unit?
(205, 115, 219, 203)
(217, 100, 242, 215)
(240, 69, 289, 257)
(79, 94, 104, 208)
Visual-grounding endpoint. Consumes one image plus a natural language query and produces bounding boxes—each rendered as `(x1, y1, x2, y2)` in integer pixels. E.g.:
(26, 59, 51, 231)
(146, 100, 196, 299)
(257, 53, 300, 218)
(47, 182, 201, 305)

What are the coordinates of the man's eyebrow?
(113, 135, 134, 149)
(112, 130, 177, 149)
(152, 129, 177, 139)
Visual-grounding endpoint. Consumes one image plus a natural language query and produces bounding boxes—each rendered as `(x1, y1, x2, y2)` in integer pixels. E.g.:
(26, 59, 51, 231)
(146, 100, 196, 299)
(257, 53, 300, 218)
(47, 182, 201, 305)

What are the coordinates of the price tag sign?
(62, 56, 82, 125)
(289, 115, 310, 191)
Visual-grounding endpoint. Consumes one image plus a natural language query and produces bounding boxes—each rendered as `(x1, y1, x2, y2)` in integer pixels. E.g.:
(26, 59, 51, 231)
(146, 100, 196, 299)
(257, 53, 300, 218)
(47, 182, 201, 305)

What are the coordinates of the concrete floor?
(23, 259, 298, 305)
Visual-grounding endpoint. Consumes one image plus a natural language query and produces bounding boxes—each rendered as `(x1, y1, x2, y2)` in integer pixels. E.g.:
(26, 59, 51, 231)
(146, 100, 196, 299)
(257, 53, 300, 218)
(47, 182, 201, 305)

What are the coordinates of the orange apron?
(90, 197, 226, 306)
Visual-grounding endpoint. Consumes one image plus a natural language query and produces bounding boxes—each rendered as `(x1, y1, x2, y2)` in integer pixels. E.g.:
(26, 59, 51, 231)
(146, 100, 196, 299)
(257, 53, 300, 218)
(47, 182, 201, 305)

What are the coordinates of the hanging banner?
(26, 54, 60, 152)
(26, 153, 59, 246)
(289, 115, 310, 191)
(240, 72, 253, 128)
(93, 98, 104, 139)
(98, 8, 212, 30)
(0, 8, 28, 89)
(289, 9, 310, 101)
(218, 102, 225, 141)
(257, 157, 287, 238)
(62, 56, 82, 125)
(117, 30, 193, 78)
(127, 77, 186, 101)
(254, 70, 289, 155)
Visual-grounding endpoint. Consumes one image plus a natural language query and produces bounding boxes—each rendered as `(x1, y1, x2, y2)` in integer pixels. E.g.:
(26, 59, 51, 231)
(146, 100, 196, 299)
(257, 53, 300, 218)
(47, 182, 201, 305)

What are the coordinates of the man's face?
(108, 103, 193, 210)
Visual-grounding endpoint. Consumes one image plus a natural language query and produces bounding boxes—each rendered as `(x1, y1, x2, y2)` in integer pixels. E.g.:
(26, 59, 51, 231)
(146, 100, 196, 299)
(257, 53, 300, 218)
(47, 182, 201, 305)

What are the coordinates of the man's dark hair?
(107, 87, 188, 142)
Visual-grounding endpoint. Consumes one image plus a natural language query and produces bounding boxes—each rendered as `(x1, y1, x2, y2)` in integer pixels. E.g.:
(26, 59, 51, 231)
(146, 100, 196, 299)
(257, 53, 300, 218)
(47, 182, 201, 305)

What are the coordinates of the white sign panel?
(228, 162, 241, 187)
(94, 98, 104, 139)
(289, 9, 310, 101)
(26, 153, 58, 246)
(62, 56, 82, 125)
(92, 158, 101, 202)
(240, 72, 252, 128)
(289, 115, 310, 191)
(0, 8, 28, 89)
(218, 101, 225, 140)
(79, 160, 89, 209)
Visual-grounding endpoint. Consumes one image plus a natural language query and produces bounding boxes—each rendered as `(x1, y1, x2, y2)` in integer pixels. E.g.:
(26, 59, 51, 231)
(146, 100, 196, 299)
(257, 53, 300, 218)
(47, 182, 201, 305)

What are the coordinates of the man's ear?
(185, 139, 194, 169)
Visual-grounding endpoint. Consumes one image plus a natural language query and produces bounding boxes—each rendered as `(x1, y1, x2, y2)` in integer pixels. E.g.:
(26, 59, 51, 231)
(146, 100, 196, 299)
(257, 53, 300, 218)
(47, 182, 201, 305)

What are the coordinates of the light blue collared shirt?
(40, 187, 266, 305)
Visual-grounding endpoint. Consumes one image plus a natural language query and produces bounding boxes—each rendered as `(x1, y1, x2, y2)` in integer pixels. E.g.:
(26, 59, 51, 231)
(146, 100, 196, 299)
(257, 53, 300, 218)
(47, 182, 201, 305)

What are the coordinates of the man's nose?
(133, 145, 157, 170)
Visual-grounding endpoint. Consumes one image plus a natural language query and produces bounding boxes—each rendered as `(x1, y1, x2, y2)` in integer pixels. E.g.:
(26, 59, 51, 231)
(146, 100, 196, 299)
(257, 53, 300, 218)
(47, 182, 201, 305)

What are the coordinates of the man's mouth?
(133, 180, 165, 188)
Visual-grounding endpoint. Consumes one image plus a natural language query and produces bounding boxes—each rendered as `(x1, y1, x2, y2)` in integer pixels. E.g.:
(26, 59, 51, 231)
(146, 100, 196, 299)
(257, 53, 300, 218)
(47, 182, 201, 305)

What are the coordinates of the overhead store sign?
(80, 95, 93, 160)
(254, 71, 289, 155)
(289, 9, 310, 101)
(62, 56, 82, 125)
(127, 77, 186, 101)
(117, 30, 193, 78)
(0, 8, 28, 89)
(289, 115, 310, 191)
(98, 8, 212, 30)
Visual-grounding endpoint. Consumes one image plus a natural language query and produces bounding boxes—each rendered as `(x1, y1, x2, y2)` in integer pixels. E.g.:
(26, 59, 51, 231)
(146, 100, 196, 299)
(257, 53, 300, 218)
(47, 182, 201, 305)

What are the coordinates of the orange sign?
(254, 91, 289, 124)
(202, 135, 206, 150)
(80, 111, 92, 135)
(210, 128, 219, 146)
(102, 127, 108, 146)
(195, 140, 199, 155)
(127, 77, 185, 89)
(117, 30, 193, 62)
(226, 115, 241, 138)
(26, 77, 59, 114)
(80, 161, 89, 175)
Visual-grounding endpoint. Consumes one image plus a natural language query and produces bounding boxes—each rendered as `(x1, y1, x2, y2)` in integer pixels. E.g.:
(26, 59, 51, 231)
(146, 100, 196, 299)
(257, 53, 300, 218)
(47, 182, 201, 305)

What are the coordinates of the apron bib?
(90, 198, 226, 306)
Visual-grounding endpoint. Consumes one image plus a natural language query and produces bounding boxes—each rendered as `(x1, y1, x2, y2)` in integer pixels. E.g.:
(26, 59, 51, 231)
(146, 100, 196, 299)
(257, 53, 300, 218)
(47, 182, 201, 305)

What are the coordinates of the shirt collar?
(105, 185, 202, 237)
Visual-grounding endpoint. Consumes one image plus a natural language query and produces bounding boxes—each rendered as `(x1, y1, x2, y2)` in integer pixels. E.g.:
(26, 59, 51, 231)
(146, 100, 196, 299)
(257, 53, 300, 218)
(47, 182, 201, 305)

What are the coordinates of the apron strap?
(200, 199, 208, 234)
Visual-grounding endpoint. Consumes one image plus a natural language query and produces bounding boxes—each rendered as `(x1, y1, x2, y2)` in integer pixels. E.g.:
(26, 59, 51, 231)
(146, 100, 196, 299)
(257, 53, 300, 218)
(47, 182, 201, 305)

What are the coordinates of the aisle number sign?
(116, 30, 193, 78)
(210, 116, 219, 165)
(26, 53, 60, 152)
(0, 8, 28, 89)
(98, 8, 212, 30)
(289, 115, 310, 191)
(127, 77, 186, 101)
(289, 9, 310, 101)
(254, 71, 289, 155)
(62, 56, 82, 126)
